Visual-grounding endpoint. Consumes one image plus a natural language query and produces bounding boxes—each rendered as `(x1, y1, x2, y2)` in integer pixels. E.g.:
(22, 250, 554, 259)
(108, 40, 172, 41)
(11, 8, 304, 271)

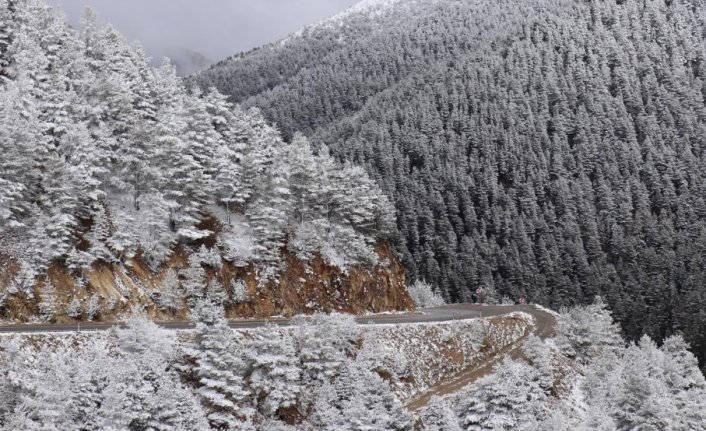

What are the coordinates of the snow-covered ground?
(351, 312, 534, 400)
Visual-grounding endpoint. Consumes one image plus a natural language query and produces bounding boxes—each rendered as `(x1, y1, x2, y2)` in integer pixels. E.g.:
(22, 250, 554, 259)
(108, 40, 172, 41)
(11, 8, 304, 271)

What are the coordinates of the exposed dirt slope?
(367, 311, 536, 403)
(0, 243, 412, 323)
(223, 243, 412, 318)
(406, 306, 556, 411)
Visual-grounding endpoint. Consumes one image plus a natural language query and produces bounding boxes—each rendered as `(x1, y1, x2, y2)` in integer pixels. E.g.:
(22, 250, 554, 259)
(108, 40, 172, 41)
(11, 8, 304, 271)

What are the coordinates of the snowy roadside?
(364, 312, 535, 401)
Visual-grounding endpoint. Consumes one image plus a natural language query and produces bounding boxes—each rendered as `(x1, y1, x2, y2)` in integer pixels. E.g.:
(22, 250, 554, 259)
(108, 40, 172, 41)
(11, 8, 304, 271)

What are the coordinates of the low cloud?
(50, 0, 358, 71)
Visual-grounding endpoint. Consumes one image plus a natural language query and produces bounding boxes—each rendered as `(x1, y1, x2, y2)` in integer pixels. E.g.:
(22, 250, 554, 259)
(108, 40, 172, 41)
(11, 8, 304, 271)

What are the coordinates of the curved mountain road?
(0, 304, 553, 334)
(0, 304, 556, 411)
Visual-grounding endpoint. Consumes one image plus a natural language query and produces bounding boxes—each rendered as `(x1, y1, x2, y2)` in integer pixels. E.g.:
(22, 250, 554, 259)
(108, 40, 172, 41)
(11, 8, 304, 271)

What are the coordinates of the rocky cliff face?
(0, 243, 413, 323)
(224, 242, 412, 318)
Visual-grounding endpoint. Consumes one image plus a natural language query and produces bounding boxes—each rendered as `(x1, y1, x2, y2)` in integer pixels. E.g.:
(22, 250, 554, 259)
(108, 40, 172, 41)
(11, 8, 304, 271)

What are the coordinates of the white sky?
(50, 0, 359, 64)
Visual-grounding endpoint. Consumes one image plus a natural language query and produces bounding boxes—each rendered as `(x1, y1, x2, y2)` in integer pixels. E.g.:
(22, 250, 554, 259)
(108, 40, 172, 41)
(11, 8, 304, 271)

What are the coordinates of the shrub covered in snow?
(66, 298, 83, 319)
(407, 280, 445, 308)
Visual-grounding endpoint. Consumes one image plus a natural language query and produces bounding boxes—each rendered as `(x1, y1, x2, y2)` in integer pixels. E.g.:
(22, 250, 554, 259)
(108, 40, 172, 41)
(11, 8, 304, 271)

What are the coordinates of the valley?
(194, 0, 706, 376)
(1, 0, 706, 429)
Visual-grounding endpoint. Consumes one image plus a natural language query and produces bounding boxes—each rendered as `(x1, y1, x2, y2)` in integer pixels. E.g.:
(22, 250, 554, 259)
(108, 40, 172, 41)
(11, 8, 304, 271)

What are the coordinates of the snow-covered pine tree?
(38, 276, 56, 322)
(248, 162, 292, 263)
(100, 318, 209, 431)
(0, 0, 13, 80)
(182, 264, 205, 310)
(245, 325, 302, 417)
(86, 293, 100, 321)
(203, 88, 244, 225)
(152, 61, 208, 241)
(135, 189, 175, 269)
(306, 382, 344, 429)
(286, 135, 319, 224)
(658, 335, 706, 429)
(66, 297, 82, 319)
(84, 202, 114, 264)
(556, 296, 624, 363)
(181, 298, 254, 428)
(612, 336, 677, 431)
(292, 313, 359, 385)
(332, 360, 414, 431)
(458, 359, 549, 430)
(157, 268, 182, 313)
(420, 396, 462, 431)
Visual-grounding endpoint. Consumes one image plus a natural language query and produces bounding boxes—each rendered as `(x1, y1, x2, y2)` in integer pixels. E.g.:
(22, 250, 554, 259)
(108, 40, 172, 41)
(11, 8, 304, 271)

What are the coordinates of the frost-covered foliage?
(246, 325, 303, 417)
(0, 318, 209, 430)
(440, 301, 706, 431)
(157, 268, 182, 312)
(455, 353, 550, 431)
(447, 341, 555, 430)
(0, 311, 418, 429)
(0, 0, 394, 290)
(195, 0, 706, 371)
(573, 335, 706, 431)
(180, 301, 254, 428)
(291, 313, 359, 386)
(526, 333, 706, 431)
(231, 280, 248, 304)
(556, 296, 624, 363)
(37, 277, 56, 322)
(407, 280, 445, 308)
(179, 307, 414, 429)
(65, 297, 82, 319)
(86, 293, 101, 321)
(420, 396, 462, 431)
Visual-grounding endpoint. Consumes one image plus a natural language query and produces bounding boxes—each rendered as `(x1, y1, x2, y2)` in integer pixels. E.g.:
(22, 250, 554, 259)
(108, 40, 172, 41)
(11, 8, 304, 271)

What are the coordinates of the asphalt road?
(0, 304, 549, 334)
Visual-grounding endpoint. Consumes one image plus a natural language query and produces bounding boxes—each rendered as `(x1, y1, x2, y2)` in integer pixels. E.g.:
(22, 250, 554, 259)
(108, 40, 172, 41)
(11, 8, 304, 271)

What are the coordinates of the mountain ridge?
(192, 0, 706, 372)
(0, 0, 411, 322)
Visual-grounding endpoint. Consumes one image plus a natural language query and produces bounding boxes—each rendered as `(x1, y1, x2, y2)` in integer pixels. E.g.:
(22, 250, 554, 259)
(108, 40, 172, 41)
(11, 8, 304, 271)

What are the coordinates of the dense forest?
(450, 298, 706, 431)
(3, 296, 704, 430)
(0, 308, 416, 430)
(0, 0, 395, 300)
(193, 0, 706, 371)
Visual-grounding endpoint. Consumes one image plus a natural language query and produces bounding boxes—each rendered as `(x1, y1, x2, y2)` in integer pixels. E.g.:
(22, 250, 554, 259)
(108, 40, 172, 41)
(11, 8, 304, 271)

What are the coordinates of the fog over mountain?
(50, 0, 358, 74)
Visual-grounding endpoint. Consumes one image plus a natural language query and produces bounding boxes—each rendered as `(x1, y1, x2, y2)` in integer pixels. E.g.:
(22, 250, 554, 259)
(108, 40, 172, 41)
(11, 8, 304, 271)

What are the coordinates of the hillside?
(192, 0, 706, 370)
(0, 309, 535, 429)
(2, 300, 705, 429)
(0, 0, 412, 321)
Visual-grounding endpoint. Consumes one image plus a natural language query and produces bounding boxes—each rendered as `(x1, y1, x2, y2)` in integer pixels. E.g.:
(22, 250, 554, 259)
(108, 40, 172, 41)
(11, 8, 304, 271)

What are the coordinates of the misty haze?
(50, 0, 359, 74)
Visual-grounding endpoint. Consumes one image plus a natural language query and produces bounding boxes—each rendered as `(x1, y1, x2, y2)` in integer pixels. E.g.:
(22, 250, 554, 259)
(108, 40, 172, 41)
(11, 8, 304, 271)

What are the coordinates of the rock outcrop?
(0, 243, 413, 323)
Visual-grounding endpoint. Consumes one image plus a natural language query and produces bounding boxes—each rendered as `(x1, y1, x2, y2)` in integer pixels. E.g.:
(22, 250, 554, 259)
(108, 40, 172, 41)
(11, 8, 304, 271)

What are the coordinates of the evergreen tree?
(458, 359, 548, 430)
(556, 296, 624, 363)
(37, 276, 56, 322)
(420, 396, 462, 431)
(181, 298, 254, 428)
(245, 326, 302, 417)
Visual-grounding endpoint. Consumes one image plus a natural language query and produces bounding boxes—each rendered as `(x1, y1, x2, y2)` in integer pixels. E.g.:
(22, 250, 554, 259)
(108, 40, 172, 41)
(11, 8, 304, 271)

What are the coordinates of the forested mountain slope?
(0, 0, 410, 322)
(192, 0, 706, 370)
